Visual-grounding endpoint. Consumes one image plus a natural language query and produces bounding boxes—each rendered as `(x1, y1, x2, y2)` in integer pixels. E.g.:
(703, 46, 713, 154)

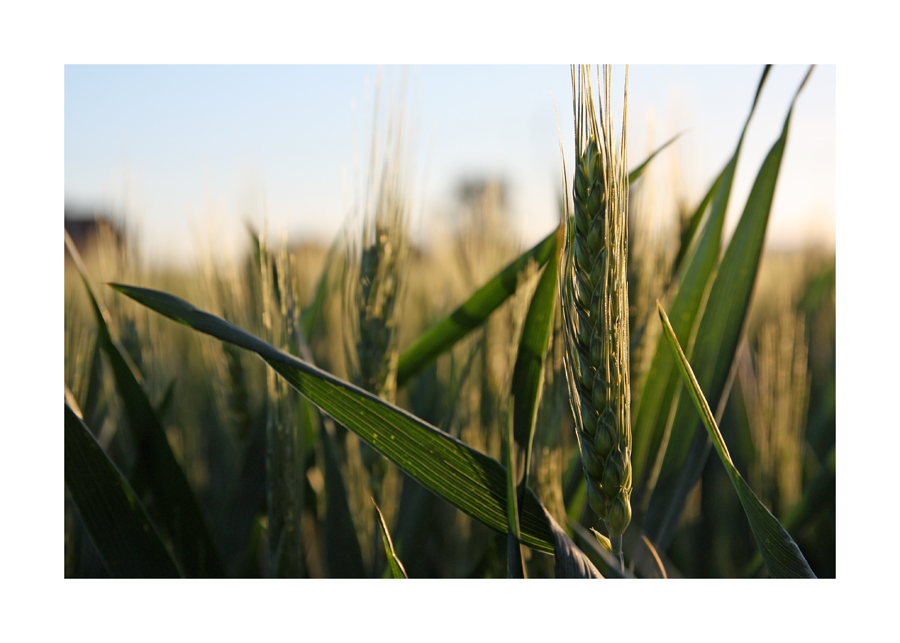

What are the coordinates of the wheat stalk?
(560, 65, 632, 546)
(345, 74, 411, 405)
(342, 73, 413, 574)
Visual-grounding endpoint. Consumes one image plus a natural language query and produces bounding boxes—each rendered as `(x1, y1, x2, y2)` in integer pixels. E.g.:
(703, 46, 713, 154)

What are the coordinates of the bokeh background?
(64, 65, 834, 267)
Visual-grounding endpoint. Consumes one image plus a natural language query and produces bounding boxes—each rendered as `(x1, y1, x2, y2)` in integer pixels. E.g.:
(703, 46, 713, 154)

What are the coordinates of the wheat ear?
(560, 65, 632, 541)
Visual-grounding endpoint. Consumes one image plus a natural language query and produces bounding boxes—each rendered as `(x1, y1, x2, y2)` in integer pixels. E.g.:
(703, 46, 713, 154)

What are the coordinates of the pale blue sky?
(65, 65, 835, 266)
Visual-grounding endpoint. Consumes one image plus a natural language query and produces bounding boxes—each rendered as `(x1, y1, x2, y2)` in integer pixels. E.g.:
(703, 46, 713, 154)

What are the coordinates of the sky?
(65, 64, 835, 267)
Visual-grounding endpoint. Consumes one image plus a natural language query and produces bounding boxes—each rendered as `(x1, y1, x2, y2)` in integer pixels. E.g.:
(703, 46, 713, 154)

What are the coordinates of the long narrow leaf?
(65, 404, 181, 578)
(512, 226, 561, 492)
(657, 302, 815, 578)
(507, 229, 561, 577)
(627, 131, 683, 184)
(65, 232, 225, 577)
(544, 510, 603, 578)
(631, 67, 771, 499)
(505, 410, 525, 578)
(742, 446, 834, 577)
(109, 283, 556, 553)
(373, 498, 407, 578)
(567, 521, 635, 578)
(631, 167, 726, 493)
(396, 230, 557, 387)
(644, 68, 814, 546)
(671, 169, 723, 279)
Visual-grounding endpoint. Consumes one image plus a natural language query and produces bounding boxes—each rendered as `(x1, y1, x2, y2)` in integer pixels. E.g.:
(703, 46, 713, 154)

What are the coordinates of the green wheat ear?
(560, 65, 632, 539)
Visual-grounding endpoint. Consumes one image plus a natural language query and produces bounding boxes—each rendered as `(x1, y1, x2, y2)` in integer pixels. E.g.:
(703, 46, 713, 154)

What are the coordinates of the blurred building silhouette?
(65, 206, 126, 261)
(456, 178, 508, 222)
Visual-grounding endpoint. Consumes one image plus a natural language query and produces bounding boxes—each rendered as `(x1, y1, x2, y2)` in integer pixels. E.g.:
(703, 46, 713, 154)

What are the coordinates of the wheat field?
(64, 65, 834, 579)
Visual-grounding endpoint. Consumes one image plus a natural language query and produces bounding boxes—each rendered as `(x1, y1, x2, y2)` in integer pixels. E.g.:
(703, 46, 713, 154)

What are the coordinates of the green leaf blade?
(65, 404, 182, 578)
(373, 499, 407, 579)
(396, 229, 558, 387)
(512, 232, 560, 489)
(507, 233, 560, 578)
(657, 302, 815, 578)
(643, 69, 813, 546)
(630, 68, 766, 495)
(627, 131, 683, 184)
(109, 283, 557, 554)
(742, 446, 834, 577)
(631, 160, 738, 499)
(506, 411, 525, 578)
(65, 232, 225, 578)
(543, 509, 603, 579)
